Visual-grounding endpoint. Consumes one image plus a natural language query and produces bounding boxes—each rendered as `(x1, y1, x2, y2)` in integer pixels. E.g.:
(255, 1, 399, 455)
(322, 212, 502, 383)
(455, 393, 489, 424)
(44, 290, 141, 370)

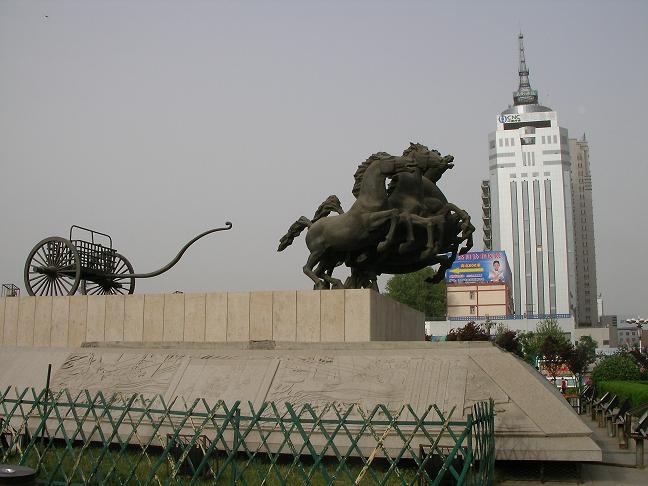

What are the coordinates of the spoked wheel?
(24, 237, 81, 296)
(81, 253, 135, 295)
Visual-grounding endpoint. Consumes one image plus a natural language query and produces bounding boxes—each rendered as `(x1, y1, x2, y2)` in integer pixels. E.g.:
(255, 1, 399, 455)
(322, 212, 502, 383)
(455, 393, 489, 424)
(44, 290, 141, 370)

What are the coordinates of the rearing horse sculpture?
(278, 153, 417, 289)
(278, 143, 474, 290)
(387, 144, 455, 259)
(354, 143, 474, 285)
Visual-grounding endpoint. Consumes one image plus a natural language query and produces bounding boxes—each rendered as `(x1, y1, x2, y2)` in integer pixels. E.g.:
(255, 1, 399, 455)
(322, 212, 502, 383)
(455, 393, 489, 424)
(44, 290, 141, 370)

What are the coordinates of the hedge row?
(597, 381, 648, 408)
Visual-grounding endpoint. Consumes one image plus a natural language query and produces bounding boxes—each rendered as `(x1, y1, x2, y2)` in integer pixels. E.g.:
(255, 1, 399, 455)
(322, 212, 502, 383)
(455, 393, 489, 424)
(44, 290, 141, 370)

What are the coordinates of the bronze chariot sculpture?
(24, 222, 232, 296)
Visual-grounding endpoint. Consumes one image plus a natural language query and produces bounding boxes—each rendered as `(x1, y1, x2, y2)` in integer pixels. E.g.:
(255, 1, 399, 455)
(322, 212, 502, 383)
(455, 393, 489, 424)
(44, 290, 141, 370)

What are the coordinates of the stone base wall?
(0, 290, 424, 347)
(0, 342, 602, 462)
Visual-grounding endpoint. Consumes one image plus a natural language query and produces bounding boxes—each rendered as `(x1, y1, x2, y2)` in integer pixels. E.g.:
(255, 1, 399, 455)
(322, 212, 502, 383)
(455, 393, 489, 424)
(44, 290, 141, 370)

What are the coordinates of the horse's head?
(371, 152, 418, 178)
(402, 142, 454, 182)
(353, 152, 417, 197)
(422, 154, 454, 183)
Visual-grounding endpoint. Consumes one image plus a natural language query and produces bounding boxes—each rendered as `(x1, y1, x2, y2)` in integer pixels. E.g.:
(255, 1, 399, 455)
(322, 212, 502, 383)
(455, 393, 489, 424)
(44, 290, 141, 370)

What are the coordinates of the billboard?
(445, 251, 511, 285)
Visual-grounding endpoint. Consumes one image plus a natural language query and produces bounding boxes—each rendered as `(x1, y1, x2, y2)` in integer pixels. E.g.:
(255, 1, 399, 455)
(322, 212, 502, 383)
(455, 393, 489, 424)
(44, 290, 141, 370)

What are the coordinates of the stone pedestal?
(0, 291, 602, 463)
(0, 290, 424, 347)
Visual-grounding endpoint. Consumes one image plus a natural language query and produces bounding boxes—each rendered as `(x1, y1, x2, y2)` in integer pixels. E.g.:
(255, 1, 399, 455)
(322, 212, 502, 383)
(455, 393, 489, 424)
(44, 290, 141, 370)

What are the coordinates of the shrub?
(446, 321, 490, 341)
(495, 328, 521, 356)
(598, 381, 648, 408)
(629, 350, 648, 379)
(590, 352, 641, 386)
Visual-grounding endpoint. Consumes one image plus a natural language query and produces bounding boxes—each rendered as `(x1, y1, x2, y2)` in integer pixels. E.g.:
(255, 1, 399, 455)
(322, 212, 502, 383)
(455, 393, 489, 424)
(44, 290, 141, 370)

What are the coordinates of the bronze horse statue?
(344, 143, 473, 289)
(278, 143, 474, 290)
(278, 154, 418, 289)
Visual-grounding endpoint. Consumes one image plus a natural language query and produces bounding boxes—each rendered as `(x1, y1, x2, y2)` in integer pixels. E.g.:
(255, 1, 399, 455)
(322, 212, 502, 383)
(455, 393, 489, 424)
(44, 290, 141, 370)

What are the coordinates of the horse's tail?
(278, 216, 312, 251)
(312, 194, 344, 223)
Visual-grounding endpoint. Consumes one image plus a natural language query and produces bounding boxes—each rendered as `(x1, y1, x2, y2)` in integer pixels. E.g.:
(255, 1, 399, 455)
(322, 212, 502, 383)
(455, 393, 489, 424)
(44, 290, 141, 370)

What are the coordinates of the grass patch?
(5, 442, 428, 485)
(598, 380, 648, 408)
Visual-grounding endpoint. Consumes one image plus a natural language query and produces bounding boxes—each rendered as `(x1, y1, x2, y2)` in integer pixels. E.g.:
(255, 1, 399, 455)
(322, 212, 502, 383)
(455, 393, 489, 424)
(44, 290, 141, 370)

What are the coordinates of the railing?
(448, 314, 571, 321)
(0, 387, 495, 485)
(1, 284, 20, 297)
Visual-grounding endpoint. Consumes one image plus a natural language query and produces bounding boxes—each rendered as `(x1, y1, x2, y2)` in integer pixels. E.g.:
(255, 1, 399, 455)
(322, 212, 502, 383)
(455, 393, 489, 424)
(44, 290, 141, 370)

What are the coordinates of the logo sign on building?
(498, 114, 521, 123)
(445, 251, 511, 285)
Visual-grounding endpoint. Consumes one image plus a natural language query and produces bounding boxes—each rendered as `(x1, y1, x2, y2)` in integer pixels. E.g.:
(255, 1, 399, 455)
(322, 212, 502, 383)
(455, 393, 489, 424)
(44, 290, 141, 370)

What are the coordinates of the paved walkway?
(579, 408, 648, 467)
(496, 411, 648, 485)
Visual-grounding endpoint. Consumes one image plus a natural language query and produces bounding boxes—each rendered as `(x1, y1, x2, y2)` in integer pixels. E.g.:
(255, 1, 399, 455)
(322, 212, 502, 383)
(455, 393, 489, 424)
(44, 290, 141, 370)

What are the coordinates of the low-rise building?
(446, 283, 512, 318)
(616, 320, 646, 349)
(599, 315, 618, 347)
(445, 250, 513, 319)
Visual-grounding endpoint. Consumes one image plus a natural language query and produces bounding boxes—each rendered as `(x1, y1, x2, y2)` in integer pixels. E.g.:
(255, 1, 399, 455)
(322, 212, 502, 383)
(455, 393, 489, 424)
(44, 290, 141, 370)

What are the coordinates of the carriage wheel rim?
(81, 253, 135, 296)
(23, 237, 81, 296)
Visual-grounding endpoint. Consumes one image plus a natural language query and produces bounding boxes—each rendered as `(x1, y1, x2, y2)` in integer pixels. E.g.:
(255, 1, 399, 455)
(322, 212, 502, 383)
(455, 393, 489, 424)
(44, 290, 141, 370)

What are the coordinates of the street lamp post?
(626, 317, 647, 351)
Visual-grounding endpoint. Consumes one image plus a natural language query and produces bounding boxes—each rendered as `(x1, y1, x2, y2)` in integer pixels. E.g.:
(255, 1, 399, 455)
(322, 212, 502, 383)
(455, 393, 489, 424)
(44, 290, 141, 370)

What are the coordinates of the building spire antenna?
(513, 32, 539, 105)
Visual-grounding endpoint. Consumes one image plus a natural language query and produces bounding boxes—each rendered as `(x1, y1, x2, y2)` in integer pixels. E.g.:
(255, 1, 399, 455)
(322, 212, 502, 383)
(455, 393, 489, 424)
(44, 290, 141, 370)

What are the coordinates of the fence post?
(231, 406, 240, 486)
(40, 364, 52, 450)
(467, 412, 474, 486)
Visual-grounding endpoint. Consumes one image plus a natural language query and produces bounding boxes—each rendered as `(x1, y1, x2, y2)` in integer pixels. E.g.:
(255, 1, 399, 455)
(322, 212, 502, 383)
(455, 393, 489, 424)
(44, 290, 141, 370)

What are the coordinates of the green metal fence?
(0, 387, 494, 485)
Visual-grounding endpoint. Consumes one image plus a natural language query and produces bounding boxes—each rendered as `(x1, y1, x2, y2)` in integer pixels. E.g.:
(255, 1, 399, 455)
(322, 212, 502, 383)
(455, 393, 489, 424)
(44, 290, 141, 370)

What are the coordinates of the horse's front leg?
(459, 224, 474, 254)
(431, 250, 458, 283)
(445, 203, 474, 254)
(411, 214, 442, 259)
(398, 212, 417, 254)
(444, 203, 470, 234)
(363, 209, 401, 253)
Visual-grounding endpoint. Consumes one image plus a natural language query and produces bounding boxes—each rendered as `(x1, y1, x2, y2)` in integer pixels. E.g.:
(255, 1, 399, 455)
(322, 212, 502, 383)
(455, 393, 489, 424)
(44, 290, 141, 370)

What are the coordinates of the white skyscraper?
(486, 34, 575, 317)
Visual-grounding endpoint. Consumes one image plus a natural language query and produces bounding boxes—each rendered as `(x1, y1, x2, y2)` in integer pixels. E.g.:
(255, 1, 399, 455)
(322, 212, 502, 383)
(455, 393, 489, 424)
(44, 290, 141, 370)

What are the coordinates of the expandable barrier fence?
(0, 387, 494, 485)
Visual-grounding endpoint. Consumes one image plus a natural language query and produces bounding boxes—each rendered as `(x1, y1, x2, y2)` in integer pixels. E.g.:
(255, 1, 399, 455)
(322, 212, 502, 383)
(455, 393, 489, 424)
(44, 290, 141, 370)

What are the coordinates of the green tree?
(495, 324, 522, 356)
(518, 319, 569, 366)
(518, 331, 539, 366)
(385, 268, 446, 319)
(563, 339, 597, 392)
(575, 335, 598, 363)
(535, 318, 568, 344)
(540, 335, 571, 385)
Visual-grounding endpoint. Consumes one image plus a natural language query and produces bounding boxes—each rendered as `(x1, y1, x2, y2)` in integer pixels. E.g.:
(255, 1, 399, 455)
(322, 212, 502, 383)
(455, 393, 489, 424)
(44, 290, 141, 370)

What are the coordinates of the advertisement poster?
(445, 251, 511, 285)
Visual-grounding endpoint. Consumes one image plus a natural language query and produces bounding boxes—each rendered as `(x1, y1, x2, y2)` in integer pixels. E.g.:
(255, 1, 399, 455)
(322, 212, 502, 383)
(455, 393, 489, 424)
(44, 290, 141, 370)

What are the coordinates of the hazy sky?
(1, 1, 647, 316)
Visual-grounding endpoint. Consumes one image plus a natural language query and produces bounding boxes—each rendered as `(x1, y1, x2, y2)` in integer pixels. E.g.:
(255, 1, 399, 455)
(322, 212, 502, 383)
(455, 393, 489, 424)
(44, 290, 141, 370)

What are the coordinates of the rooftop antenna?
(513, 32, 539, 105)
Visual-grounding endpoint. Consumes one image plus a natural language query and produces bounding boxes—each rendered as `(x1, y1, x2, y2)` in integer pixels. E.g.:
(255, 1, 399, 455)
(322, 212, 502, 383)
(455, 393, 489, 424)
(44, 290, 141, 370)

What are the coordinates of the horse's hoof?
(398, 242, 415, 254)
(377, 242, 389, 253)
(420, 249, 436, 260)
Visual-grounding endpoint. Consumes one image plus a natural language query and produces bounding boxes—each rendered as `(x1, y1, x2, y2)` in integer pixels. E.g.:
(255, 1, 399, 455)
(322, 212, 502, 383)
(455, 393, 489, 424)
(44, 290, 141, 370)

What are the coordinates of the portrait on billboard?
(445, 251, 511, 285)
(489, 260, 504, 282)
